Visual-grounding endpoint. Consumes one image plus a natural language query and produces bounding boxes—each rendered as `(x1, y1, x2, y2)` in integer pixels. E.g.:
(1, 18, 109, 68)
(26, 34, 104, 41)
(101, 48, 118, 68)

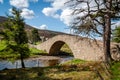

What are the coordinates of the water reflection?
(0, 56, 73, 70)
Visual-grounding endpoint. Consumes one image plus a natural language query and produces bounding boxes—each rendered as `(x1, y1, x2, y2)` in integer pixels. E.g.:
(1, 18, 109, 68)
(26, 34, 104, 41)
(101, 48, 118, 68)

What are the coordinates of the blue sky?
(0, 0, 71, 33)
(0, 0, 120, 35)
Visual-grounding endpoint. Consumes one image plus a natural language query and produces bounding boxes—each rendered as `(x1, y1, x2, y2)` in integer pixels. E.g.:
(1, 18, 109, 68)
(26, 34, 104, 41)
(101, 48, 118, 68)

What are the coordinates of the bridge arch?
(36, 35, 104, 61)
(49, 40, 73, 56)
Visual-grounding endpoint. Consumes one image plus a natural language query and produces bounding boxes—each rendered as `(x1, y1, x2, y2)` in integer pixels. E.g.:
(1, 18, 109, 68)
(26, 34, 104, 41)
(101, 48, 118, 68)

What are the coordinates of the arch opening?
(49, 41, 73, 56)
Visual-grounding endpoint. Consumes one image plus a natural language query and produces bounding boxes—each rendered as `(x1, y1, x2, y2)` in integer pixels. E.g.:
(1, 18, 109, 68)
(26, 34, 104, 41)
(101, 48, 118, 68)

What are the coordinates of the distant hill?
(0, 16, 7, 23)
(0, 16, 68, 39)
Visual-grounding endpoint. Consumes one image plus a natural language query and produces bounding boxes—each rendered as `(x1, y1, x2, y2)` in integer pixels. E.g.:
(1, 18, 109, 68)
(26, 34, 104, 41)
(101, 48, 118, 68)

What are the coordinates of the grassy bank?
(0, 59, 120, 80)
(0, 40, 47, 60)
(0, 59, 113, 80)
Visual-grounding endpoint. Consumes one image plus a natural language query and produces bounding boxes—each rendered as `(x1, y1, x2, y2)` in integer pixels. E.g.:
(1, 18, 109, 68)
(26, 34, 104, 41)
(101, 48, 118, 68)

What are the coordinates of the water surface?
(0, 56, 73, 70)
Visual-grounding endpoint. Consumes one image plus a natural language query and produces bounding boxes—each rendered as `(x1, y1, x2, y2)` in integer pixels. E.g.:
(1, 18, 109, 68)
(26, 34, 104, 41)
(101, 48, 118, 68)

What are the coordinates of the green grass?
(111, 61, 120, 80)
(30, 48, 47, 56)
(60, 44, 73, 56)
(62, 59, 86, 65)
(0, 40, 47, 60)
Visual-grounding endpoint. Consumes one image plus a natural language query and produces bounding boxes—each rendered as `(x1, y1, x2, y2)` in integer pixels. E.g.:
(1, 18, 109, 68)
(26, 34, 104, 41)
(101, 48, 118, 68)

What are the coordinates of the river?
(0, 56, 73, 70)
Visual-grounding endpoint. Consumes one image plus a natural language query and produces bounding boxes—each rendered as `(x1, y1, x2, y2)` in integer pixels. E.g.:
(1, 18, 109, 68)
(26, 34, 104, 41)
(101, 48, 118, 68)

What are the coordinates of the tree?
(1, 7, 29, 68)
(112, 26, 120, 43)
(67, 0, 120, 63)
(31, 28, 41, 44)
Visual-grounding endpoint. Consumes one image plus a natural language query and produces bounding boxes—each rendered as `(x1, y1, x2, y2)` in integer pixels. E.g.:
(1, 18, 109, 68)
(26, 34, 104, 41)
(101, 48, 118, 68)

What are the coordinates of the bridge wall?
(36, 35, 105, 61)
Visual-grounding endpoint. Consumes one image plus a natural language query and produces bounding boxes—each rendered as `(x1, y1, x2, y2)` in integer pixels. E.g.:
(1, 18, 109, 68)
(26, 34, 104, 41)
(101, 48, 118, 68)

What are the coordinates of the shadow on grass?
(0, 67, 57, 80)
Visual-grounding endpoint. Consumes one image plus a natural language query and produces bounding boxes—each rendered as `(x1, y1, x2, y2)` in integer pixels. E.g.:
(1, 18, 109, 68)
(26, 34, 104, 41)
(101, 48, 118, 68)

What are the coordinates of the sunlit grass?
(60, 44, 73, 56)
(62, 59, 86, 65)
(30, 48, 47, 56)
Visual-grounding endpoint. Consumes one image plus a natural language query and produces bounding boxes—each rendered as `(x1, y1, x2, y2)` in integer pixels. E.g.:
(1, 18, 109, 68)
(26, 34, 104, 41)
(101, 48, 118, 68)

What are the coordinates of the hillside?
(0, 16, 67, 39)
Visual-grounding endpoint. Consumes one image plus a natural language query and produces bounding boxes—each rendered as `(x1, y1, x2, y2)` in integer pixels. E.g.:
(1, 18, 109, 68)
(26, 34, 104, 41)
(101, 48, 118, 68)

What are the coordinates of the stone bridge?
(36, 35, 105, 61)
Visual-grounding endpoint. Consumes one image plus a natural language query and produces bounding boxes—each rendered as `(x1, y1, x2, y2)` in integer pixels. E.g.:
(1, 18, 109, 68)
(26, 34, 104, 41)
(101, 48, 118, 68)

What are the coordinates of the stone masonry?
(36, 35, 105, 61)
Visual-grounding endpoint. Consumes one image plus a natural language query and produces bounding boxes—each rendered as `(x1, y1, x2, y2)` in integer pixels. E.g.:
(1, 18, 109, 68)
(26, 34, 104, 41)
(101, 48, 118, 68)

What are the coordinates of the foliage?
(111, 61, 120, 80)
(0, 40, 19, 60)
(112, 26, 120, 43)
(0, 40, 7, 51)
(31, 28, 41, 44)
(1, 7, 29, 68)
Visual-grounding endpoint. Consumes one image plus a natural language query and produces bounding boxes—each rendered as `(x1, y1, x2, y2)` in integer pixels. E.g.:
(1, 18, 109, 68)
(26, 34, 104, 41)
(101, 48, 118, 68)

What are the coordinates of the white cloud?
(9, 0, 38, 19)
(21, 8, 34, 19)
(10, 0, 29, 9)
(60, 9, 74, 26)
(42, 0, 75, 26)
(10, 0, 38, 8)
(42, 7, 59, 18)
(43, 0, 105, 27)
(39, 24, 48, 30)
(42, 0, 69, 19)
(51, 0, 68, 9)
(0, 0, 3, 3)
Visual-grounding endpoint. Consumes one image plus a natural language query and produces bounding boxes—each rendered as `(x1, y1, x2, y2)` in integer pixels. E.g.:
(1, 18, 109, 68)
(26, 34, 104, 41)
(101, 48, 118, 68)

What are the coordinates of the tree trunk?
(20, 53, 25, 68)
(103, 0, 112, 63)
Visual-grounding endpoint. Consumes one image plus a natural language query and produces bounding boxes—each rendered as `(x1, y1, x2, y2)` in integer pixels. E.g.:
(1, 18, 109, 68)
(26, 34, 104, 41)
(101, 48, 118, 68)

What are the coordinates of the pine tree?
(2, 7, 29, 68)
(31, 28, 41, 44)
